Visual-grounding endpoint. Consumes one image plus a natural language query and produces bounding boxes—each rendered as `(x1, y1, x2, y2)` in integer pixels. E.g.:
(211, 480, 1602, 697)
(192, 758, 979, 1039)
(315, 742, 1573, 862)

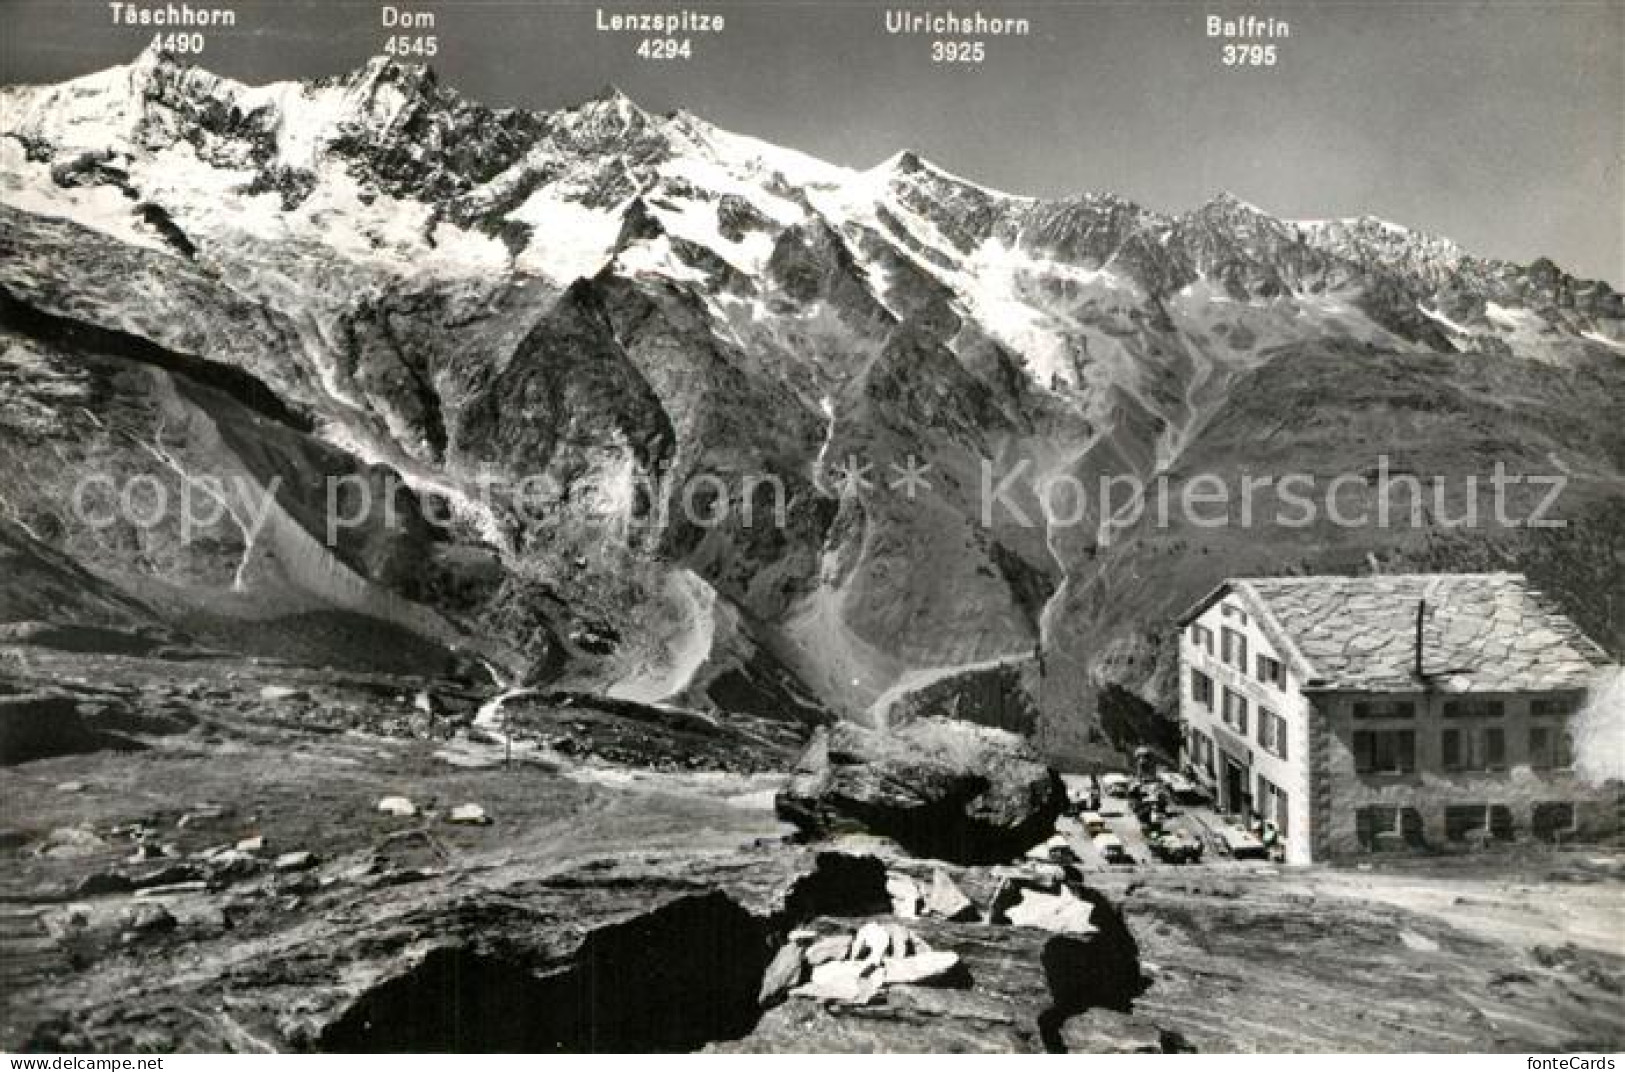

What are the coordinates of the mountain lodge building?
(1176, 573, 1618, 865)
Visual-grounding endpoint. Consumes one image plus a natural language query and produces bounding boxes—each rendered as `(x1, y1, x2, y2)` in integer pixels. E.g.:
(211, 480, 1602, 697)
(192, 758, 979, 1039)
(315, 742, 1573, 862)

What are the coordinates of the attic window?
(1221, 603, 1250, 626)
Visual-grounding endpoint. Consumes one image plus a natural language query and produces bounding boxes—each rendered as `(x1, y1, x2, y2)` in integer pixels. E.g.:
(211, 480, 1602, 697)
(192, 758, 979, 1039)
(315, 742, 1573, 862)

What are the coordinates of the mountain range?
(2, 47, 1621, 761)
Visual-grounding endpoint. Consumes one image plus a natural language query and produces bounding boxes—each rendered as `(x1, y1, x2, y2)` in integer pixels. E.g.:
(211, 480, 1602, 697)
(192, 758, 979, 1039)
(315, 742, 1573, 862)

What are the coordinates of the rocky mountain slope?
(2, 48, 1621, 759)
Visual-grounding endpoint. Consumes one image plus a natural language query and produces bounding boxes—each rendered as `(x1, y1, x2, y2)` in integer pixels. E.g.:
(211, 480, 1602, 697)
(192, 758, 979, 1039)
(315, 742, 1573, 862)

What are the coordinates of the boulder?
(447, 804, 491, 826)
(204, 849, 261, 881)
(882, 950, 967, 987)
(1057, 1008, 1175, 1053)
(775, 719, 1066, 864)
(804, 934, 851, 967)
(924, 869, 978, 922)
(1004, 887, 1097, 935)
(851, 921, 892, 964)
(886, 872, 923, 918)
(376, 796, 417, 818)
(258, 686, 309, 703)
(757, 941, 808, 1007)
(987, 865, 1064, 924)
(791, 959, 882, 1005)
(273, 851, 318, 873)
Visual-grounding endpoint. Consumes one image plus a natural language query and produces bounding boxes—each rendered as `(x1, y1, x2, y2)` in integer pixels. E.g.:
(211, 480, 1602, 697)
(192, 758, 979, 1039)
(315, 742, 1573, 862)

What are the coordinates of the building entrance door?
(1222, 755, 1247, 817)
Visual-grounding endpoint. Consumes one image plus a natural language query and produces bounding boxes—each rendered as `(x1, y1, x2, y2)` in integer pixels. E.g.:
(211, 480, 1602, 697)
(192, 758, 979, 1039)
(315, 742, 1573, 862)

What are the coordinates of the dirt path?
(867, 652, 1032, 730)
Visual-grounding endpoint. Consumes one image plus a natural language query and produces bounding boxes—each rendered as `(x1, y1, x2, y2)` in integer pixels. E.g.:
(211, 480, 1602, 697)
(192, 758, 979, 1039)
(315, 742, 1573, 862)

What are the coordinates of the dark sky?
(3, 0, 1620, 284)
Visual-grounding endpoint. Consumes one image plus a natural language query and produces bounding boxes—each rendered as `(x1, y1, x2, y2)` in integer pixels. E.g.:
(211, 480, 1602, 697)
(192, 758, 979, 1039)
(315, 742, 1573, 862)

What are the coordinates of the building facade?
(1177, 573, 1618, 865)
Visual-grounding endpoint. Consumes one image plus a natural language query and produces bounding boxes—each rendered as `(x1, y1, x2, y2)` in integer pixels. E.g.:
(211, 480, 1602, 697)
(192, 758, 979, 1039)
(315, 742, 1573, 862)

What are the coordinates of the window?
(1531, 697, 1577, 718)
(1352, 699, 1416, 719)
(1357, 805, 1395, 844)
(1190, 731, 1216, 778)
(1529, 724, 1573, 770)
(1357, 805, 1424, 849)
(1221, 602, 1250, 626)
(1255, 654, 1286, 689)
(1445, 804, 1514, 842)
(1188, 730, 1216, 778)
(1444, 804, 1484, 840)
(1353, 729, 1416, 774)
(1532, 802, 1576, 842)
(1442, 727, 1506, 772)
(1258, 708, 1288, 760)
(1222, 688, 1249, 734)
(1191, 670, 1215, 710)
(1221, 627, 1249, 671)
(1188, 623, 1215, 656)
(1443, 698, 1506, 719)
(1256, 775, 1289, 836)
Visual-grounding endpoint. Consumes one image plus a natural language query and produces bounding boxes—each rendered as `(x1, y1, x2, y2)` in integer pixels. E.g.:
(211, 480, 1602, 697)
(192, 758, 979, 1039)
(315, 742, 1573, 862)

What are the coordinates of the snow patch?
(0, 149, 168, 254)
(509, 189, 623, 283)
(1484, 301, 1535, 329)
(658, 155, 805, 225)
(675, 113, 854, 188)
(615, 233, 710, 282)
(1417, 304, 1471, 335)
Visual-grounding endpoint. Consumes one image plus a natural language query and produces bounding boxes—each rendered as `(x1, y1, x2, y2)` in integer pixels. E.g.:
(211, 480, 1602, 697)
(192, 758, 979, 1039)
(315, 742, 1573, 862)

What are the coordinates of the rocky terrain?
(0, 49, 1621, 761)
(2, 648, 1621, 1053)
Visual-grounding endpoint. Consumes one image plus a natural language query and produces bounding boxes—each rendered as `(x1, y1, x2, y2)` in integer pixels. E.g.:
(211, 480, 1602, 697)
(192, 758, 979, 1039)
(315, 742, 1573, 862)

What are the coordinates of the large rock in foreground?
(775, 719, 1066, 864)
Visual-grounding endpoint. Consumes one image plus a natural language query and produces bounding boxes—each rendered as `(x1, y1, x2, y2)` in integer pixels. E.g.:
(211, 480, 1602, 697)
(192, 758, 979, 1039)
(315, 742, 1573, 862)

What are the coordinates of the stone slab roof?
(1215, 573, 1612, 693)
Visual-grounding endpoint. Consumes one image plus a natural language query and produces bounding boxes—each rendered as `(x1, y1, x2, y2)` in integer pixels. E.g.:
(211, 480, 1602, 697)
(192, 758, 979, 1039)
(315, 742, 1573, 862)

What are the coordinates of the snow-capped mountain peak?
(1, 50, 1618, 357)
(1201, 189, 1270, 215)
